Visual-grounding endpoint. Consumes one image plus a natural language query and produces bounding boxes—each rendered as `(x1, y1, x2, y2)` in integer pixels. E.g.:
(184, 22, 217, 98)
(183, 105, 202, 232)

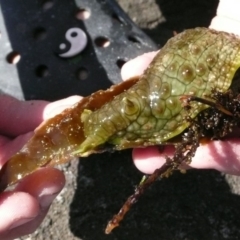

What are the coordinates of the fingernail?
(9, 217, 35, 230)
(39, 193, 58, 209)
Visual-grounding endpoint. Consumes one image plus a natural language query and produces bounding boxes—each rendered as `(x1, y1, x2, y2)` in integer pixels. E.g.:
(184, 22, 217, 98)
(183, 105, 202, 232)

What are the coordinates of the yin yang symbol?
(59, 28, 87, 58)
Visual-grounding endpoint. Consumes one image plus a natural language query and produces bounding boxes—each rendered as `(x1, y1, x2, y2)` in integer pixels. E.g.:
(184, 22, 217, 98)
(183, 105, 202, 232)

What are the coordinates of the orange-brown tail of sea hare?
(0, 78, 139, 192)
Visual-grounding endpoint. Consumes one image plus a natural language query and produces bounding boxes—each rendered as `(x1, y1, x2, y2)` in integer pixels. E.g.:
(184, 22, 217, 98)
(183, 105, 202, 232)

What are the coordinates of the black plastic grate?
(0, 0, 157, 101)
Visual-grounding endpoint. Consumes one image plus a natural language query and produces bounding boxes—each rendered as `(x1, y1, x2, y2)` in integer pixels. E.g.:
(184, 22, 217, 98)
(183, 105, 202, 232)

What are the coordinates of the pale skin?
(1, 0, 240, 238)
(0, 96, 81, 239)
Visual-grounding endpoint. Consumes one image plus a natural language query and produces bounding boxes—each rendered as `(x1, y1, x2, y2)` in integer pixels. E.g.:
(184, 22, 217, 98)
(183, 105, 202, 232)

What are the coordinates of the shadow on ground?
(70, 151, 240, 240)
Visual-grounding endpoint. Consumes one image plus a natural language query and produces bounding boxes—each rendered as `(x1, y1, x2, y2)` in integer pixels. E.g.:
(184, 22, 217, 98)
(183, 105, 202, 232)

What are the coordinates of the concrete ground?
(20, 0, 240, 240)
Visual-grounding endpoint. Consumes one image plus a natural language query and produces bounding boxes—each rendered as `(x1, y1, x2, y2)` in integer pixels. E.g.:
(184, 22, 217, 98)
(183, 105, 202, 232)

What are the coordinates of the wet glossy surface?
(1, 27, 240, 190)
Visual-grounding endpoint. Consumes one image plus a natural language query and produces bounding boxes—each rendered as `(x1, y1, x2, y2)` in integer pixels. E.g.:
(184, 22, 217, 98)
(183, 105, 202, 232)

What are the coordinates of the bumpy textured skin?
(1, 27, 240, 189)
(79, 27, 240, 153)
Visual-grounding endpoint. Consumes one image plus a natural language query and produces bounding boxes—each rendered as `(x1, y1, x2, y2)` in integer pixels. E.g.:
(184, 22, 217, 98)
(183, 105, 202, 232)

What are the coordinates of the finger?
(121, 52, 158, 81)
(1, 168, 65, 239)
(0, 191, 39, 234)
(0, 95, 82, 137)
(43, 95, 82, 120)
(209, 0, 240, 36)
(0, 95, 48, 137)
(15, 167, 65, 206)
(2, 208, 47, 240)
(133, 138, 240, 175)
(132, 146, 175, 175)
(0, 132, 33, 166)
(0, 136, 10, 148)
(210, 16, 240, 36)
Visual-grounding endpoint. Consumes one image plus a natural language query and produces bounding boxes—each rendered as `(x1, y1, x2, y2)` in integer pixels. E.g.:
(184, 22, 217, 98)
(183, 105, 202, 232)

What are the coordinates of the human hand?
(121, 16, 240, 176)
(0, 95, 81, 240)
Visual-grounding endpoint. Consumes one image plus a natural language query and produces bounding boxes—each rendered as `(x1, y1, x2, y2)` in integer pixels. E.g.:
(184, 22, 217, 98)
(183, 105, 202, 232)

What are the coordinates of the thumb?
(6, 168, 65, 239)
